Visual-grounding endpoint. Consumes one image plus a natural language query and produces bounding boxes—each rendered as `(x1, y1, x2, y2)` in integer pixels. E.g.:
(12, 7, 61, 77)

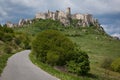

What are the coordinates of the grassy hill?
(1, 19, 120, 79)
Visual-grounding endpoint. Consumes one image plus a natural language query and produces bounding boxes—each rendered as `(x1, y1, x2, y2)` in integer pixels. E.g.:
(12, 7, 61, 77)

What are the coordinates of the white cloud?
(102, 24, 120, 34)
(10, 0, 46, 8)
(0, 0, 120, 36)
(71, 0, 120, 14)
(0, 7, 7, 16)
(112, 33, 120, 39)
(1, 0, 120, 17)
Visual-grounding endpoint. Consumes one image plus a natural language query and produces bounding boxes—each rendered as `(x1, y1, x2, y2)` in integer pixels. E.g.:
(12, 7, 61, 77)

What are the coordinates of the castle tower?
(66, 7, 71, 18)
(54, 10, 59, 20)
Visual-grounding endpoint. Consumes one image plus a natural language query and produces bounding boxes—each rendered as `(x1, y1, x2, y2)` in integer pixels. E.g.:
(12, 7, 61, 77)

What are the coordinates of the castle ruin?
(35, 7, 99, 27)
(6, 7, 100, 27)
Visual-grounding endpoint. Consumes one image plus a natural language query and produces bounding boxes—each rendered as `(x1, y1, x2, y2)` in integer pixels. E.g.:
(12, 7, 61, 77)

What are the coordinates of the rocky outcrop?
(18, 19, 32, 27)
(6, 21, 14, 28)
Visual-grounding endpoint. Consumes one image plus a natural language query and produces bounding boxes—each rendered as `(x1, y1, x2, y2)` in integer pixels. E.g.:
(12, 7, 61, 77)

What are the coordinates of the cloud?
(112, 33, 120, 39)
(102, 24, 120, 34)
(0, 7, 8, 16)
(10, 0, 46, 8)
(0, 0, 120, 37)
(70, 0, 120, 14)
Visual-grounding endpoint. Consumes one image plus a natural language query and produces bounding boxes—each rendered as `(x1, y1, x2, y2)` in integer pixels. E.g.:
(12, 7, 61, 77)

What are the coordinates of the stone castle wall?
(6, 7, 99, 27)
(35, 7, 98, 27)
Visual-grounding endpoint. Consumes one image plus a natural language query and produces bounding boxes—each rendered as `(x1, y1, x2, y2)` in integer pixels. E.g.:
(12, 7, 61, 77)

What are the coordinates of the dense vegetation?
(0, 25, 31, 75)
(32, 30, 90, 75)
(0, 19, 120, 79)
(32, 30, 75, 65)
(67, 51, 90, 75)
(15, 19, 120, 80)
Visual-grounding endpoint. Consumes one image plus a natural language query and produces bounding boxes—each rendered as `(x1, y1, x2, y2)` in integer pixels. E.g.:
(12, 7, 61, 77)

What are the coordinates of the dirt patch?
(54, 66, 67, 72)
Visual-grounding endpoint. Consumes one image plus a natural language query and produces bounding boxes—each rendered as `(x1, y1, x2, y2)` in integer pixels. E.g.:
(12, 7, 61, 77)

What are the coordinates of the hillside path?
(1, 50, 59, 80)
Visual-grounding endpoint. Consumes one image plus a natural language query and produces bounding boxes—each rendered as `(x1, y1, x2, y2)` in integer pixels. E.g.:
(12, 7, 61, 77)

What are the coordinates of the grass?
(14, 20, 120, 80)
(0, 48, 23, 76)
(29, 28, 120, 80)
(67, 32, 120, 80)
(0, 39, 24, 76)
(14, 25, 41, 36)
(0, 54, 12, 75)
(29, 53, 97, 80)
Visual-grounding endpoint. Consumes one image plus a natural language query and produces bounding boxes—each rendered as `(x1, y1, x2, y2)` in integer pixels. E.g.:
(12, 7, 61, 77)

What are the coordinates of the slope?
(14, 19, 120, 80)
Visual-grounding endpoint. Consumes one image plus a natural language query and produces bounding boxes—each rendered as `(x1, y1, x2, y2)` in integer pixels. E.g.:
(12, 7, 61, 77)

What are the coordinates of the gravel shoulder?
(1, 50, 59, 80)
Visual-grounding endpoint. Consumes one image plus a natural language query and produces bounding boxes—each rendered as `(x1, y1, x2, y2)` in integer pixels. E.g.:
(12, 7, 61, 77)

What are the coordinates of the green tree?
(67, 51, 90, 75)
(46, 50, 59, 66)
(32, 30, 75, 66)
(32, 30, 90, 75)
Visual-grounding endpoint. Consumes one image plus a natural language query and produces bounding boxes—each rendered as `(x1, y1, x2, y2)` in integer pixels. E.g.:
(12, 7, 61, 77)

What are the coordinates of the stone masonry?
(6, 7, 100, 27)
(35, 7, 99, 27)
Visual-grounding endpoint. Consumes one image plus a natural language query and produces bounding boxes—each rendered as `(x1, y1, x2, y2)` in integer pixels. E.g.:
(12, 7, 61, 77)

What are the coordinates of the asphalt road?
(1, 50, 59, 80)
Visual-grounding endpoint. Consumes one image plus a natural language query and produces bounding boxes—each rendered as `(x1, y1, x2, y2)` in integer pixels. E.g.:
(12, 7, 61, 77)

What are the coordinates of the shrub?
(46, 50, 59, 66)
(32, 30, 75, 66)
(3, 27, 14, 33)
(14, 37, 21, 45)
(18, 33, 31, 49)
(0, 26, 14, 42)
(3, 45, 12, 54)
(111, 58, 120, 73)
(2, 33, 13, 42)
(0, 31, 4, 40)
(67, 51, 90, 75)
(32, 19, 63, 30)
(32, 30, 90, 75)
(101, 57, 113, 69)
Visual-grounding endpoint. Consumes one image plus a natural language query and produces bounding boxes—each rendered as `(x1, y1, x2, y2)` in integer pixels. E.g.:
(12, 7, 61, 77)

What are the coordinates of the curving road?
(1, 50, 59, 80)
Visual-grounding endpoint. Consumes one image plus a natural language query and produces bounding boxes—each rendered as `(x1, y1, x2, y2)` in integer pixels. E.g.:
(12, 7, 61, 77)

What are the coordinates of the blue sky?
(0, 0, 120, 38)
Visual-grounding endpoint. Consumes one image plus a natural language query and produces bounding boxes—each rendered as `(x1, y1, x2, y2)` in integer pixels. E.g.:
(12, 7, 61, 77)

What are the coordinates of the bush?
(2, 33, 13, 42)
(111, 58, 120, 73)
(32, 30, 90, 75)
(46, 50, 59, 66)
(32, 30, 75, 66)
(3, 45, 12, 54)
(14, 37, 21, 45)
(18, 33, 31, 49)
(0, 31, 4, 40)
(101, 57, 113, 69)
(67, 51, 90, 75)
(0, 26, 14, 33)
(32, 19, 63, 30)
(0, 26, 14, 42)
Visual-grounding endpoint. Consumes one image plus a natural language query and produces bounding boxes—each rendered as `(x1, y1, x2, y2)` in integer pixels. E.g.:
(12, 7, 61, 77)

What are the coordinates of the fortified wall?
(6, 7, 100, 27)
(35, 7, 99, 27)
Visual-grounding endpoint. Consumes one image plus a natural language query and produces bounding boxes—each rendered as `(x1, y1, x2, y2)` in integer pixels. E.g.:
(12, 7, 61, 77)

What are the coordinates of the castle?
(6, 7, 100, 27)
(35, 7, 99, 27)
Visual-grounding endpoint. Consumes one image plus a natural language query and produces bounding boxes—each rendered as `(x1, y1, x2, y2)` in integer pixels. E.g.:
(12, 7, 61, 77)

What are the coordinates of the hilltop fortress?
(6, 7, 100, 27)
(35, 7, 100, 27)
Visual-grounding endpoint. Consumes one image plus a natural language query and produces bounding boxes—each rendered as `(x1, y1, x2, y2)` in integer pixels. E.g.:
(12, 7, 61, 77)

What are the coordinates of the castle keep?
(35, 7, 99, 27)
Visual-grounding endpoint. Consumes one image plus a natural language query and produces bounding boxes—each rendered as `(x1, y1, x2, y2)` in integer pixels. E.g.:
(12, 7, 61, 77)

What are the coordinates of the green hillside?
(0, 25, 31, 75)
(1, 19, 120, 79)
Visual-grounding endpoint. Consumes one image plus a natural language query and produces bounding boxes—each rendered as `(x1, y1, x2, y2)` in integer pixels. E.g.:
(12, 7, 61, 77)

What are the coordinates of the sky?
(0, 0, 120, 38)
